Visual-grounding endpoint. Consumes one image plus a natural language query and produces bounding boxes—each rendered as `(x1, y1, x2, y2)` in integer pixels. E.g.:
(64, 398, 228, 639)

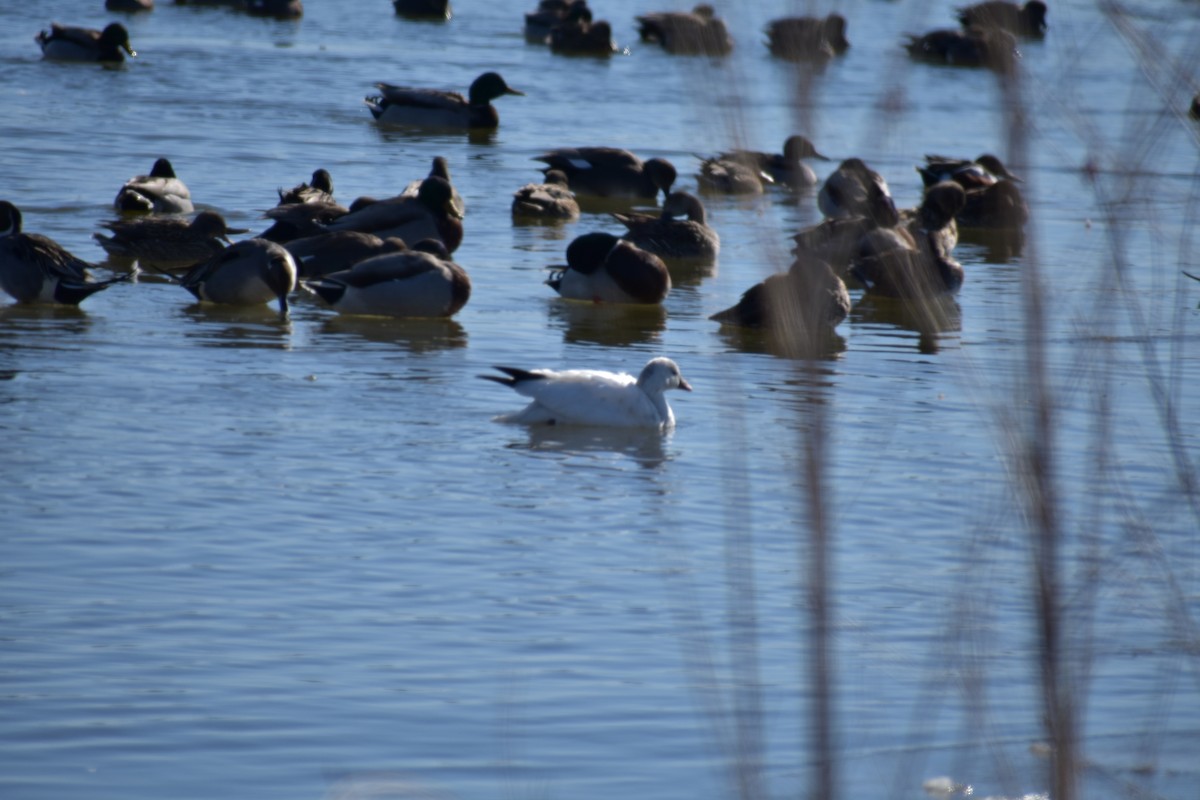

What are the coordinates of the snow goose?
(481, 357, 691, 428)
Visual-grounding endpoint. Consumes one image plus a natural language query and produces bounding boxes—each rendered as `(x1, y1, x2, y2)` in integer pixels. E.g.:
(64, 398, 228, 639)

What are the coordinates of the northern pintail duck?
(393, 0, 451, 20)
(278, 168, 334, 206)
(696, 155, 768, 195)
(716, 136, 830, 188)
(765, 14, 848, 62)
(710, 256, 850, 332)
(259, 200, 349, 243)
(546, 232, 670, 304)
(36, 22, 136, 63)
(243, 0, 303, 18)
(323, 176, 464, 253)
(114, 158, 193, 214)
(0, 201, 127, 305)
(956, 179, 1028, 230)
(481, 357, 691, 428)
(957, 0, 1046, 36)
(94, 211, 247, 268)
(818, 158, 896, 221)
(534, 148, 677, 202)
(303, 239, 470, 318)
(548, 7, 619, 56)
(905, 26, 1018, 73)
(285, 231, 408, 279)
(635, 4, 733, 56)
(612, 191, 719, 261)
(365, 72, 524, 129)
(164, 238, 297, 315)
(106, 0, 154, 11)
(918, 153, 1019, 189)
(512, 170, 581, 221)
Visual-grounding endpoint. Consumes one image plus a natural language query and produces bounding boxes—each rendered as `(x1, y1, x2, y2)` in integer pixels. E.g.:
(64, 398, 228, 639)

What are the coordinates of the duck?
(548, 7, 619, 56)
(393, 0, 451, 20)
(696, 155, 768, 195)
(849, 236, 964, 299)
(303, 240, 470, 318)
(401, 157, 465, 216)
(818, 158, 897, 222)
(533, 148, 677, 202)
(114, 158, 193, 214)
(710, 256, 850, 332)
(35, 22, 136, 63)
(284, 231, 409, 279)
(0, 201, 127, 305)
(956, 179, 1028, 230)
(160, 238, 297, 315)
(365, 72, 524, 129)
(94, 211, 247, 268)
(611, 191, 719, 261)
(277, 168, 334, 206)
(242, 0, 303, 19)
(715, 136, 830, 188)
(322, 176, 464, 253)
(481, 357, 691, 428)
(258, 200, 350, 244)
(546, 232, 670, 304)
(511, 170, 581, 221)
(917, 153, 1019, 189)
(957, 0, 1046, 36)
(905, 26, 1018, 73)
(525, 0, 588, 42)
(635, 4, 733, 56)
(106, 0, 154, 12)
(903, 181, 967, 264)
(765, 14, 848, 62)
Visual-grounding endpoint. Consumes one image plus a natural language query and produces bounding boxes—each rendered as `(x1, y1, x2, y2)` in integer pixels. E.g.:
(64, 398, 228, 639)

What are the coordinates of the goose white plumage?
(481, 357, 691, 428)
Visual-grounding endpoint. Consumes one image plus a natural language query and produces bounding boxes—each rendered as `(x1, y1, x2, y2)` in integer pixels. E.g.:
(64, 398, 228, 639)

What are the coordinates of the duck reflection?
(507, 424, 670, 469)
(959, 226, 1025, 262)
(663, 256, 718, 289)
(0, 302, 92, 334)
(715, 320, 846, 360)
(317, 314, 467, 352)
(178, 303, 293, 349)
(547, 299, 666, 346)
(852, 293, 962, 354)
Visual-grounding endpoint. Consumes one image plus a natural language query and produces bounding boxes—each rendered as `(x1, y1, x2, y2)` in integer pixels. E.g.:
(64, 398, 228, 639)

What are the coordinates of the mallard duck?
(533, 148, 677, 202)
(546, 232, 670, 304)
(710, 256, 850, 331)
(0, 201, 127, 305)
(511, 170, 581, 221)
(905, 26, 1018, 73)
(35, 22, 136, 63)
(548, 8, 618, 56)
(818, 158, 897, 222)
(956, 179, 1028, 229)
(525, 0, 588, 41)
(716, 136, 830, 188)
(285, 231, 408, 279)
(277, 168, 334, 206)
(164, 238, 297, 315)
(393, 0, 451, 20)
(304, 240, 470, 318)
(94, 211, 247, 267)
(918, 153, 1019, 189)
(323, 176, 464, 253)
(365, 72, 523, 129)
(635, 4, 733, 56)
(765, 14, 848, 62)
(612, 191, 719, 261)
(957, 0, 1046, 36)
(114, 158, 193, 214)
(481, 357, 691, 428)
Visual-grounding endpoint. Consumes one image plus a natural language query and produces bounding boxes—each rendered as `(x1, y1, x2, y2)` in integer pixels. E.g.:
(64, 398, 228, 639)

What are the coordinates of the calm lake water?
(1, 1, 1197, 799)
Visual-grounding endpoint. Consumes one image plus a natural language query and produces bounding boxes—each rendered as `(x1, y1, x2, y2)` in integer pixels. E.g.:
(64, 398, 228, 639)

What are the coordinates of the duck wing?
(374, 83, 468, 111)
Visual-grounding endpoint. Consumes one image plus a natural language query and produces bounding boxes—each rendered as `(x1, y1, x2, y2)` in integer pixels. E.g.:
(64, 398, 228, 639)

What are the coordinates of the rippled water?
(1, 1, 1197, 799)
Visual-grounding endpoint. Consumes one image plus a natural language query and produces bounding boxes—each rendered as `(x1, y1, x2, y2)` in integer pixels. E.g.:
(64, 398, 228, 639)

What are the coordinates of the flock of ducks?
(3, 1, 1044, 429)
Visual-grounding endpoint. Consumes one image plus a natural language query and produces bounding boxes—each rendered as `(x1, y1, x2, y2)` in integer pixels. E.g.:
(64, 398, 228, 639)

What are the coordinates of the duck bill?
(123, 44, 137, 57)
(678, 378, 693, 392)
(505, 87, 526, 96)
(446, 200, 464, 220)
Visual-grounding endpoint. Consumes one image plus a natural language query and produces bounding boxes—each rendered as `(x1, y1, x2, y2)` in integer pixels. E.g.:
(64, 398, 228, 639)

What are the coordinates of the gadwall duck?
(765, 14, 848, 62)
(0, 201, 126, 305)
(905, 26, 1018, 73)
(546, 232, 670, 304)
(511, 170, 581, 221)
(94, 211, 247, 268)
(278, 168, 334, 206)
(323, 176, 464, 253)
(285, 231, 408, 279)
(635, 4, 733, 56)
(818, 158, 897, 222)
(957, 0, 1046, 36)
(36, 22, 136, 63)
(612, 191, 719, 261)
(161, 238, 296, 315)
(710, 256, 850, 331)
(365, 72, 524, 129)
(534, 148, 677, 202)
(481, 357, 691, 428)
(696, 155, 768, 195)
(304, 240, 470, 318)
(114, 158, 193, 214)
(716, 136, 830, 188)
(393, 0, 451, 20)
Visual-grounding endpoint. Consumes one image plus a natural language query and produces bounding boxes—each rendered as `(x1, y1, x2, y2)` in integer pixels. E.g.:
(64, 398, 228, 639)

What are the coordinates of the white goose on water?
(480, 357, 691, 428)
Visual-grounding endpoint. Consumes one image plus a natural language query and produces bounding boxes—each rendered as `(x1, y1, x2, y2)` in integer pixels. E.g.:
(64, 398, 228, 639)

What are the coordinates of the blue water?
(1, 1, 1197, 799)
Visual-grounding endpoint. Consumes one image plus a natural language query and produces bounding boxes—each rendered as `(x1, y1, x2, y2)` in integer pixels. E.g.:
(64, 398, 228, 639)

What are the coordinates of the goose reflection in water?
(507, 424, 671, 470)
(546, 299, 666, 347)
